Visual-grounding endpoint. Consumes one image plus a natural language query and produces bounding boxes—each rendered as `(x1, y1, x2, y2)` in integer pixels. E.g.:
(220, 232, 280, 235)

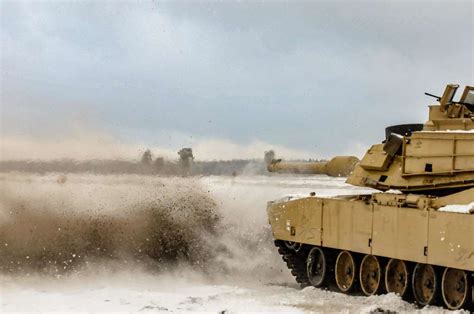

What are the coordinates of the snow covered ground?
(0, 271, 415, 313)
(0, 173, 458, 312)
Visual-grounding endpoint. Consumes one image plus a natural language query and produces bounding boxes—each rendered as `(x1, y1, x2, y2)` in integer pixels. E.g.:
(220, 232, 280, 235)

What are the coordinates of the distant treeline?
(0, 159, 268, 176)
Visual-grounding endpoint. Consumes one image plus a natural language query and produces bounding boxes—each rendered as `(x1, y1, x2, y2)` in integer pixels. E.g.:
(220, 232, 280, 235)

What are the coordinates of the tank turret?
(347, 84, 474, 195)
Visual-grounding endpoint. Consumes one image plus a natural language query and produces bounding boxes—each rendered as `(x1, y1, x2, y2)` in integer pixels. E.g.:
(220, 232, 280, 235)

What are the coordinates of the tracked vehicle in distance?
(267, 84, 474, 310)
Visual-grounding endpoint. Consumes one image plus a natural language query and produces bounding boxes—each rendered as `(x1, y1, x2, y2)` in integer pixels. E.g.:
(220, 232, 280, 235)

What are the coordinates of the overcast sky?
(1, 1, 473, 160)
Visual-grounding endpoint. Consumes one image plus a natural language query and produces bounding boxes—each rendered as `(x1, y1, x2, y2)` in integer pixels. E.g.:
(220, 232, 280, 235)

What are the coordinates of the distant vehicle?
(267, 84, 474, 310)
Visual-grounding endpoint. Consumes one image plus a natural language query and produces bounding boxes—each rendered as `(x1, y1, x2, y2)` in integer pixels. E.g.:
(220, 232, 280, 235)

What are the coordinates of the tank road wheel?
(385, 259, 410, 298)
(284, 241, 303, 253)
(335, 251, 358, 292)
(441, 268, 472, 310)
(360, 255, 383, 296)
(306, 247, 330, 288)
(412, 263, 439, 306)
(293, 242, 303, 253)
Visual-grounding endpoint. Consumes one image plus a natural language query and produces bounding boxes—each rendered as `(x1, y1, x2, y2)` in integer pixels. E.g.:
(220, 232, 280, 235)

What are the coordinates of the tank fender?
(431, 187, 474, 209)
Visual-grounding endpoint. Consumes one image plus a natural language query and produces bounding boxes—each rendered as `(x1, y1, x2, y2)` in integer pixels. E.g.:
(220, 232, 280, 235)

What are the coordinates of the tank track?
(274, 240, 310, 287)
(274, 240, 473, 310)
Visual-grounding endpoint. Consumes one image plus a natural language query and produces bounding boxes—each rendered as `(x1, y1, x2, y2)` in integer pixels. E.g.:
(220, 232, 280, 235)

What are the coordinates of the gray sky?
(1, 1, 473, 160)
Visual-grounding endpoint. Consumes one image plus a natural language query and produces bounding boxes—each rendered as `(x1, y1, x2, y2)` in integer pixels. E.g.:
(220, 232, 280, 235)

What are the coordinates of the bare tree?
(141, 149, 153, 166)
(178, 148, 194, 176)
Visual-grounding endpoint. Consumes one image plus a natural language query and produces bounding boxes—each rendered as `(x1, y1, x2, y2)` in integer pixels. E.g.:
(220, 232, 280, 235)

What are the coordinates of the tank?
(266, 84, 474, 310)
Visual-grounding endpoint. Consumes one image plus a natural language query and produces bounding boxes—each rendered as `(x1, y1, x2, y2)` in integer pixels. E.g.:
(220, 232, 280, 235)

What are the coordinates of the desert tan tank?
(266, 84, 474, 310)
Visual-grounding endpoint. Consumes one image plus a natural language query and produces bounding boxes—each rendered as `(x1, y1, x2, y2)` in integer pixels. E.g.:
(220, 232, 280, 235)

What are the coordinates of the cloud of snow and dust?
(0, 173, 297, 286)
(0, 173, 221, 276)
(208, 183, 290, 284)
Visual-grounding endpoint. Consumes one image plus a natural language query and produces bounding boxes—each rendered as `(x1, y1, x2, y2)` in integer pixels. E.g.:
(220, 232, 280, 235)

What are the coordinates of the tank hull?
(267, 192, 474, 309)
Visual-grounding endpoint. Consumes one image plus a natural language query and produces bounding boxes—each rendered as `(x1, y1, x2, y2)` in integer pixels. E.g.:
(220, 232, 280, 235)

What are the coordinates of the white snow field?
(0, 173, 459, 312)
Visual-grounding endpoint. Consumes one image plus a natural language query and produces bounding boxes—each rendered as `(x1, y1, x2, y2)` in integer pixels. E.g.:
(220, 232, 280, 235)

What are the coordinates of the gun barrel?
(267, 156, 359, 177)
(267, 161, 327, 174)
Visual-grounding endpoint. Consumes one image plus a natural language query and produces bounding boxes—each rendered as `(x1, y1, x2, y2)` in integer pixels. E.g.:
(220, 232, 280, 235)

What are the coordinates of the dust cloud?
(0, 173, 289, 284)
(0, 173, 220, 275)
